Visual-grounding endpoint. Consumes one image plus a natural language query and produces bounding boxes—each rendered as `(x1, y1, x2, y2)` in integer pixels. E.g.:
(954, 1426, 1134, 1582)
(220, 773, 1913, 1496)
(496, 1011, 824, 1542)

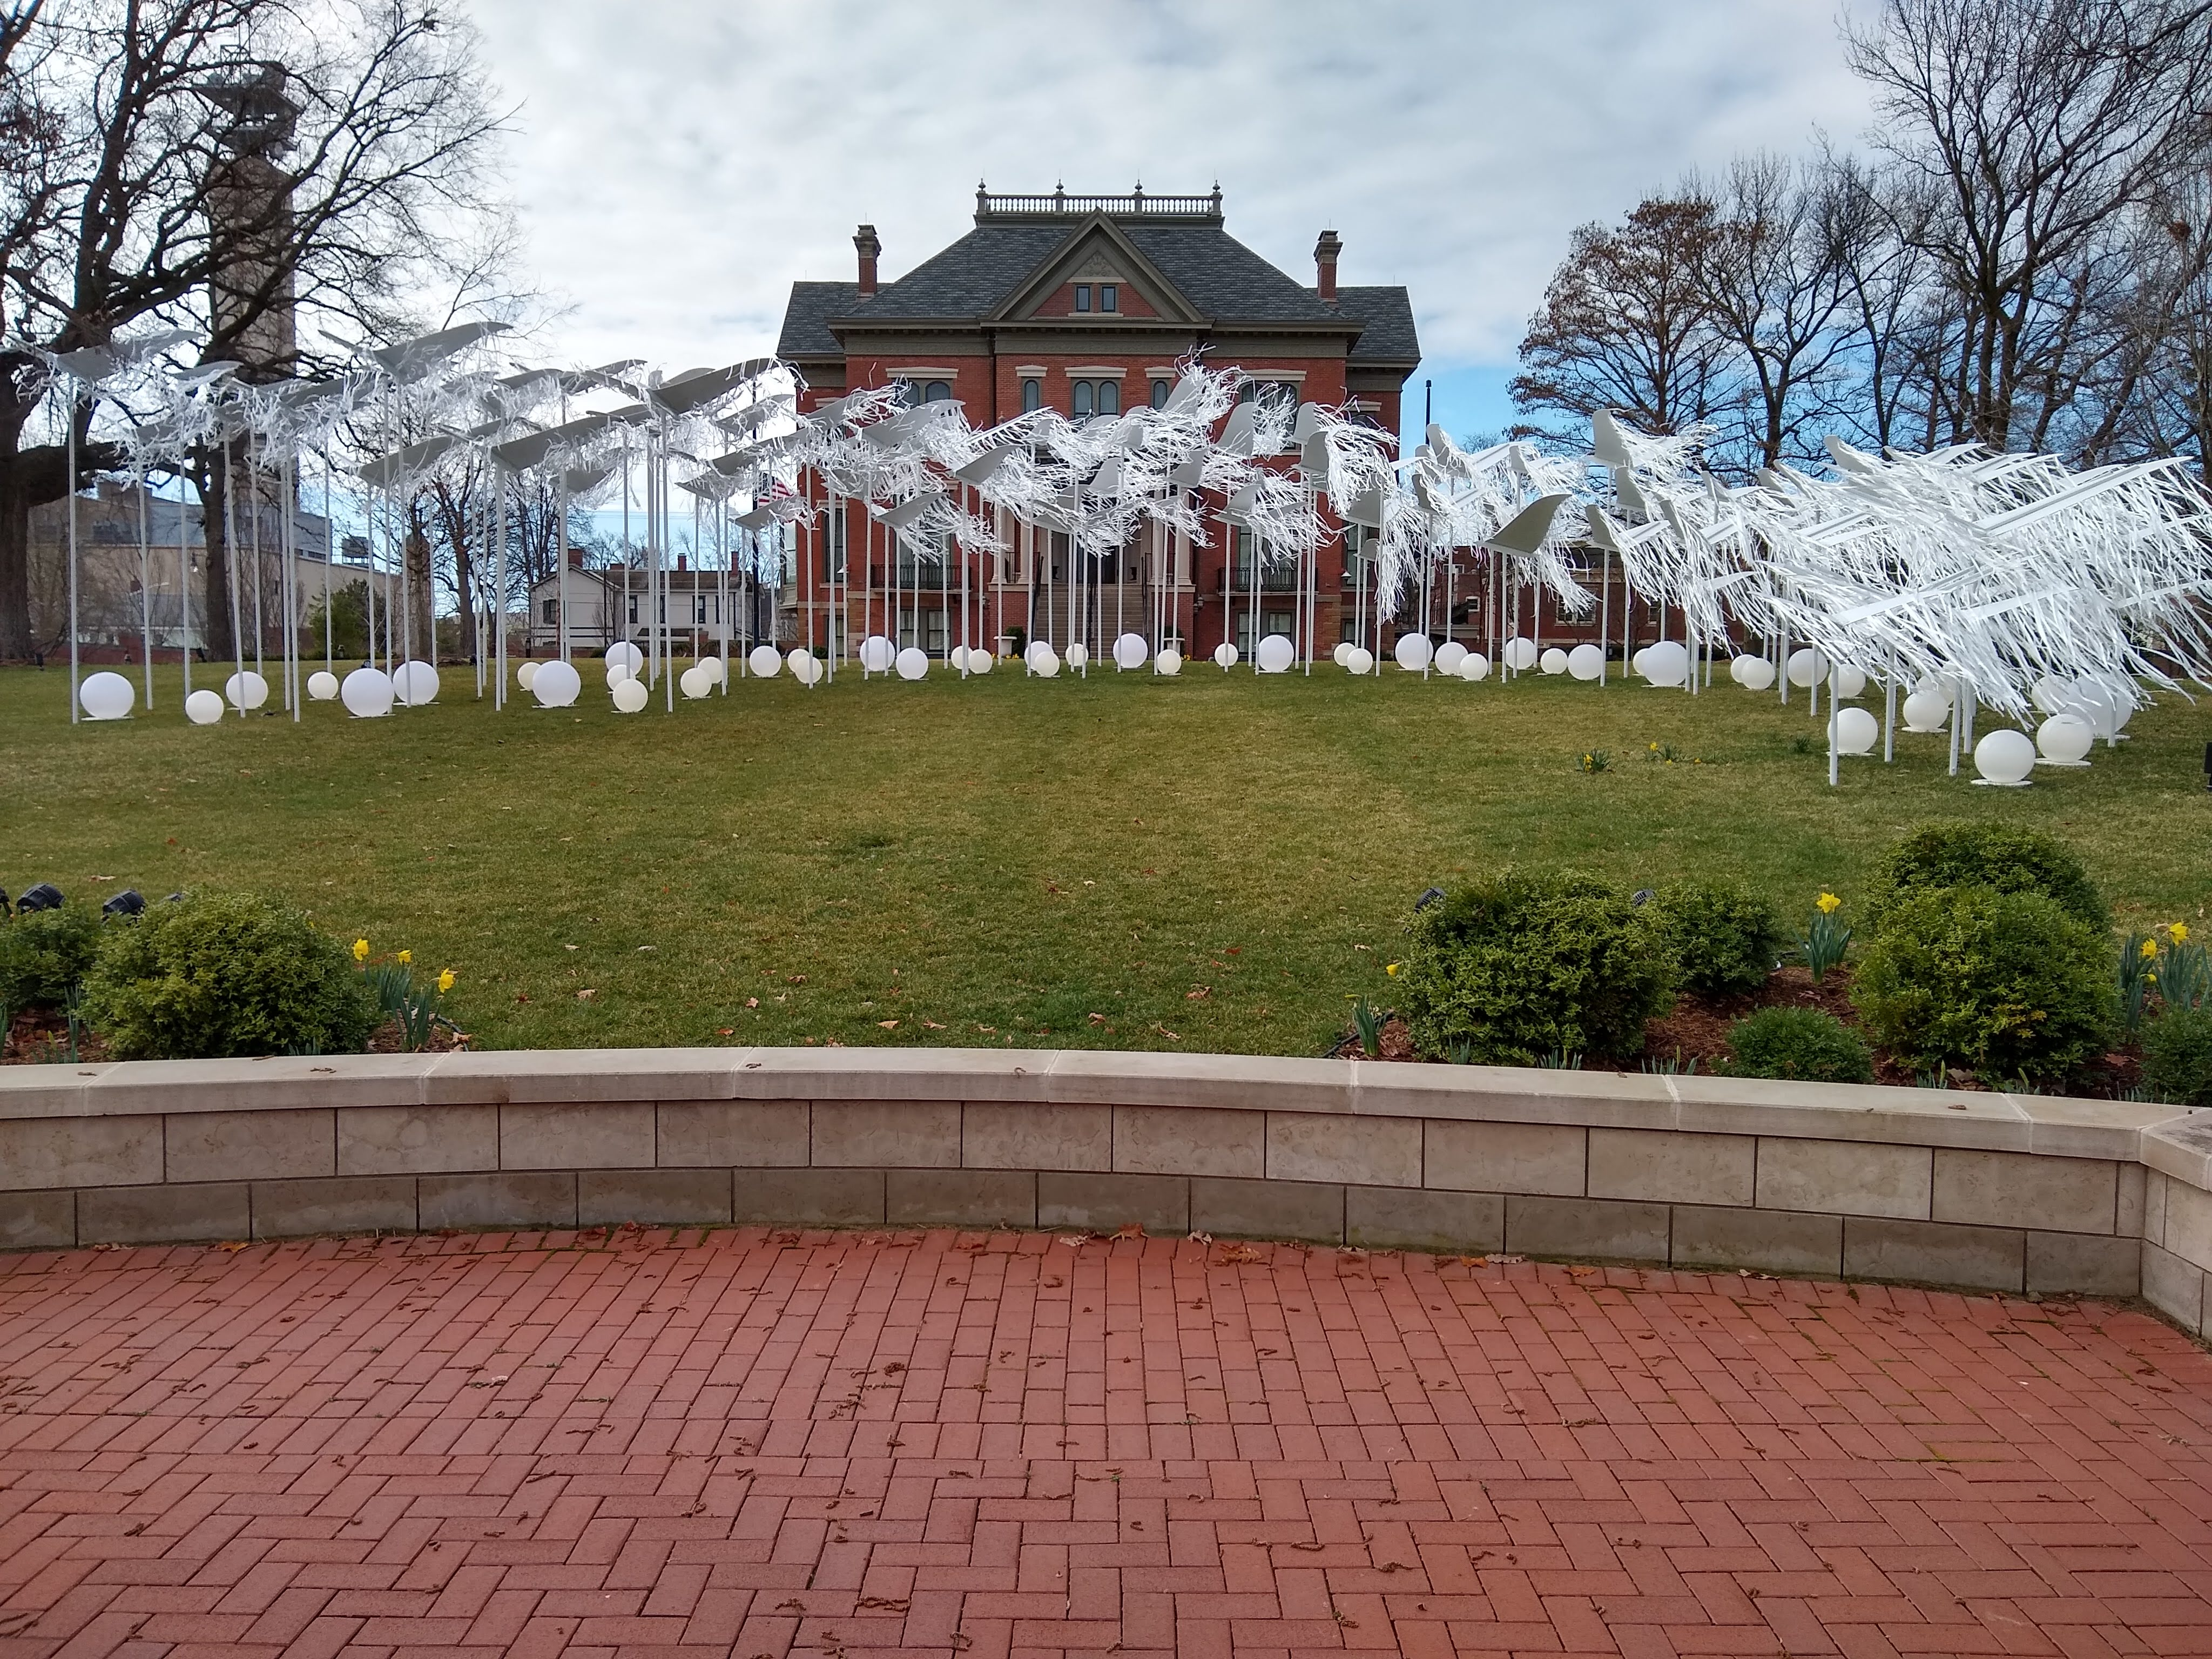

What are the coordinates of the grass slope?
(4, 660, 2206, 1055)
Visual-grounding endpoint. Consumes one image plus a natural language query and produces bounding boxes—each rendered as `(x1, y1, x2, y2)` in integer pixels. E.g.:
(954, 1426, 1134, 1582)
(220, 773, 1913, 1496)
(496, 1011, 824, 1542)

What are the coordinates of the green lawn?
(4, 659, 2207, 1055)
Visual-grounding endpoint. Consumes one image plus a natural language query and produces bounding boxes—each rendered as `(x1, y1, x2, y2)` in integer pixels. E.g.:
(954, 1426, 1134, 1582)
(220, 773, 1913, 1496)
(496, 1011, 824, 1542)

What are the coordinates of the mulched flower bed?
(2, 1011, 469, 1065)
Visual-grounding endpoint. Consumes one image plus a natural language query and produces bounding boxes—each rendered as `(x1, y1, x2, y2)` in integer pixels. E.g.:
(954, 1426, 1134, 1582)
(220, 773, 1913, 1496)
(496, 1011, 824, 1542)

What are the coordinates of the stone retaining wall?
(4, 1048, 2210, 1328)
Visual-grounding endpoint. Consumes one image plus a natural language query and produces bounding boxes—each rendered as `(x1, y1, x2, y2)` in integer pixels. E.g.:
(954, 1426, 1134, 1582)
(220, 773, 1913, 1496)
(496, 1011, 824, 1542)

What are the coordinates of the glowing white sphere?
(1642, 640, 1690, 687)
(2067, 682, 2125, 739)
(341, 666, 395, 718)
(1347, 646, 1375, 676)
(1567, 643, 1604, 681)
(896, 646, 929, 681)
(1901, 690, 1951, 732)
(859, 635, 895, 673)
(2038, 714, 2094, 764)
(393, 660, 439, 705)
(1730, 655, 1776, 691)
(612, 677, 649, 713)
(1213, 643, 1238, 669)
(965, 649, 992, 676)
(2031, 676, 2071, 714)
(606, 660, 632, 688)
(1034, 646, 1062, 678)
(1394, 632, 1433, 671)
(788, 649, 823, 685)
(1112, 632, 1148, 670)
(1024, 640, 1054, 673)
(1435, 641, 1469, 675)
(749, 644, 781, 678)
(185, 688, 225, 725)
(1631, 646, 1652, 678)
(1786, 646, 1829, 687)
(1457, 651, 1489, 682)
(1502, 636, 1539, 672)
(1832, 665, 1866, 701)
(1257, 633, 1296, 674)
(699, 656, 725, 685)
(307, 670, 339, 702)
(679, 666, 711, 699)
(1975, 727, 2037, 785)
(517, 660, 540, 691)
(79, 671, 133, 720)
(1066, 642, 1089, 670)
(1155, 648, 1182, 676)
(948, 645, 970, 672)
(225, 670, 268, 712)
(1540, 647, 1569, 676)
(606, 641, 643, 675)
(1831, 706, 1879, 756)
(1331, 642, 1354, 667)
(532, 659, 581, 707)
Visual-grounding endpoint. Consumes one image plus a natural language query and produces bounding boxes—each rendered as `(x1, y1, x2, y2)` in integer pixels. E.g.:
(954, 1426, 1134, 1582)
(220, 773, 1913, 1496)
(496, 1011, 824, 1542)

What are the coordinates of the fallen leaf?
(745, 997, 759, 1008)
(922, 1019, 945, 1029)
(878, 1019, 899, 1029)
(576, 989, 597, 1001)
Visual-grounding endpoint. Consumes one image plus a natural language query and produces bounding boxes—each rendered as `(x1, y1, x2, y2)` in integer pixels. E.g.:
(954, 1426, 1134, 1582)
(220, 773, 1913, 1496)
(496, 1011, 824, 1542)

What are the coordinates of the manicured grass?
(4, 659, 2207, 1056)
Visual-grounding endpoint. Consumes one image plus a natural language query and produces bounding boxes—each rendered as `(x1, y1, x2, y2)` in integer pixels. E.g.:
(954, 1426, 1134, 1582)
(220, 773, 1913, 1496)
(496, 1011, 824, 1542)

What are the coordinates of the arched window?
(1097, 379, 1119, 416)
(1021, 379, 1042, 414)
(1072, 380, 1092, 419)
(1150, 377, 1170, 409)
(924, 380, 952, 402)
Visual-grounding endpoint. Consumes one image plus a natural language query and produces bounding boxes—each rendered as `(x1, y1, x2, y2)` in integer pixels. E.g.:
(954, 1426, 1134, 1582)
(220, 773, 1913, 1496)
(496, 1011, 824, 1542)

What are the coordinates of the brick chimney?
(1314, 230, 1342, 305)
(854, 224, 881, 298)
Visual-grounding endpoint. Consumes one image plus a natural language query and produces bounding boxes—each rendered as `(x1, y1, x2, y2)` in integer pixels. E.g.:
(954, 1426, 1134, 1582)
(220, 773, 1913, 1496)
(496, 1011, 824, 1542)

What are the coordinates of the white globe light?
(1393, 632, 1433, 671)
(1832, 665, 1866, 700)
(788, 649, 823, 685)
(699, 656, 725, 685)
(1901, 690, 1951, 732)
(1113, 632, 1148, 670)
(749, 644, 781, 678)
(1540, 647, 1569, 676)
(1066, 642, 1089, 670)
(1331, 642, 1353, 667)
(393, 660, 439, 705)
(1830, 706, 1879, 755)
(2037, 713, 2094, 764)
(1503, 636, 1538, 671)
(79, 671, 133, 720)
(1643, 640, 1690, 687)
(2067, 682, 2124, 739)
(1456, 651, 1489, 682)
(1567, 643, 1604, 680)
(1730, 655, 1776, 691)
(1213, 643, 1238, 669)
(517, 660, 540, 691)
(532, 659, 581, 707)
(860, 635, 895, 673)
(307, 670, 339, 702)
(1155, 648, 1182, 676)
(2031, 675, 2070, 714)
(966, 649, 993, 676)
(1786, 646, 1829, 687)
(185, 688, 225, 725)
(606, 660, 632, 688)
(1974, 727, 2037, 785)
(896, 646, 929, 680)
(1025, 640, 1053, 672)
(1035, 647, 1061, 677)
(1631, 645, 1653, 678)
(341, 666, 395, 718)
(606, 641, 643, 674)
(1257, 633, 1296, 673)
(948, 645, 970, 672)
(612, 677, 649, 713)
(225, 670, 268, 711)
(1347, 646, 1375, 676)
(1435, 640, 1468, 675)
(679, 666, 711, 699)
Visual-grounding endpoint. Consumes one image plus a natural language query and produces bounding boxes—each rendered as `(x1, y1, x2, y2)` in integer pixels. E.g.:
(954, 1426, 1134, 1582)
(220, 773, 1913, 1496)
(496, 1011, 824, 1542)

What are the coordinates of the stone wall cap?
(1043, 1048, 1353, 1111)
(732, 1044, 1054, 1101)
(1668, 1072, 2037, 1149)
(422, 1047, 754, 1104)
(8, 1054, 435, 1120)
(2142, 1112, 2212, 1188)
(1351, 1063, 1673, 1127)
(2011, 1095, 2193, 1160)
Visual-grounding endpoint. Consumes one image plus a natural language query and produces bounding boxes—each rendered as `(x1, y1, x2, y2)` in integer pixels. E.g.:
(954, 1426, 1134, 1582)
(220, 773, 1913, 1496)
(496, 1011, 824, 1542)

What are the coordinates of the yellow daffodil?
(437, 968, 456, 994)
(1816, 892, 1841, 914)
(2170, 922, 2190, 944)
(397, 949, 413, 965)
(352, 938, 368, 962)
(2142, 938, 2161, 960)
(1385, 962, 1400, 976)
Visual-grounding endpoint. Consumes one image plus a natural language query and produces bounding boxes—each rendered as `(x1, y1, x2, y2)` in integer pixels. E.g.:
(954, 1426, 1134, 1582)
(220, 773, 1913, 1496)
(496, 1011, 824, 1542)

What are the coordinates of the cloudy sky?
(463, 0, 1877, 443)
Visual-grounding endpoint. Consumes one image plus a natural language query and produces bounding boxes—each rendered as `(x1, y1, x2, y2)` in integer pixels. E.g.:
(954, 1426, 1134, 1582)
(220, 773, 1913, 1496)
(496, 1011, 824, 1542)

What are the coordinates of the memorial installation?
(21, 321, 2212, 789)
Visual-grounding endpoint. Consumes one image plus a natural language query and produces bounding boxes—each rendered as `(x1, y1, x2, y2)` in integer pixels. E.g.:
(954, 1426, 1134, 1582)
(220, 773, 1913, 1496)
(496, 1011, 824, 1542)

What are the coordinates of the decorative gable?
(989, 215, 1206, 326)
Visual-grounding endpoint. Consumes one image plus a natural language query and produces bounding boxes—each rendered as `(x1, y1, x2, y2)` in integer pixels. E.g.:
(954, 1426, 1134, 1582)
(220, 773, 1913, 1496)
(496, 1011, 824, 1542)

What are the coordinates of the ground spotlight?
(16, 883, 63, 914)
(102, 889, 146, 919)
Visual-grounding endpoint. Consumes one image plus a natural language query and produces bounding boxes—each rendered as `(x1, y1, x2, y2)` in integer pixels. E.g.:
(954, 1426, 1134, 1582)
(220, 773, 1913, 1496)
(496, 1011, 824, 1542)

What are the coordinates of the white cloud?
(462, 0, 1874, 379)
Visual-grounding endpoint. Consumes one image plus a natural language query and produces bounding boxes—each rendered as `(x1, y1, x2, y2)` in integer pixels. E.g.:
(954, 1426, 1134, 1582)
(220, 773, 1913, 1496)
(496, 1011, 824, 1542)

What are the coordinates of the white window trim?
(1067, 366, 1128, 379)
(1015, 365, 1048, 378)
(1145, 366, 1178, 379)
(888, 366, 962, 380)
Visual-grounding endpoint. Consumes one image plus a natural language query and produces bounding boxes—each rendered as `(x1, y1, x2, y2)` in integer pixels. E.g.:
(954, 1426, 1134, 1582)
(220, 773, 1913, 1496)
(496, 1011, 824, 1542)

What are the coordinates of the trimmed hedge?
(0, 903, 103, 1011)
(1725, 1007, 1874, 1084)
(1649, 879, 1789, 996)
(1863, 821, 2107, 932)
(2143, 1006, 2212, 1108)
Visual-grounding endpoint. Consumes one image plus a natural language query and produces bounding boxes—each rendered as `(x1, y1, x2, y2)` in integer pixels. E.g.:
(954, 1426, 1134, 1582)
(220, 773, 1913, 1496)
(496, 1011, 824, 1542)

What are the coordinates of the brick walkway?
(0, 1231, 2208, 1659)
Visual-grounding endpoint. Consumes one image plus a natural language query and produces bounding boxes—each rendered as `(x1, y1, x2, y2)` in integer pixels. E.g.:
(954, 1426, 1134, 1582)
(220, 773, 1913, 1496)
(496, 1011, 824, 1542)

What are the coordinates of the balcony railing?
(976, 185, 1224, 222)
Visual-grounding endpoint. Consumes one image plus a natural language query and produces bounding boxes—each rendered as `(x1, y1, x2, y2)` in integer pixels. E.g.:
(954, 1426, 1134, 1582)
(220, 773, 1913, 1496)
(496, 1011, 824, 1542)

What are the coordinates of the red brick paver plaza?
(0, 1230, 2208, 1658)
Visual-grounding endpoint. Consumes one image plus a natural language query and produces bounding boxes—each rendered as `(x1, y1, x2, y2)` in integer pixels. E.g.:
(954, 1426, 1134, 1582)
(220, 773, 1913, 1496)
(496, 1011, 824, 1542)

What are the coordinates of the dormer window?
(1073, 284, 1091, 312)
(1100, 284, 1117, 313)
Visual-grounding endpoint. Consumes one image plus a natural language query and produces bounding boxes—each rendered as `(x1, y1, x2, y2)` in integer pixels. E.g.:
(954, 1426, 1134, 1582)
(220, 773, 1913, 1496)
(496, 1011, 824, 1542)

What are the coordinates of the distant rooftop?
(974, 183, 1224, 225)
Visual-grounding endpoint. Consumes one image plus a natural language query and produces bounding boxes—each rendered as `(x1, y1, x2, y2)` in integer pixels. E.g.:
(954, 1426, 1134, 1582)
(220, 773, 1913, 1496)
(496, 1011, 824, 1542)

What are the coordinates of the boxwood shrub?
(2143, 1006, 2212, 1107)
(1398, 870, 1674, 1065)
(1649, 879, 1790, 995)
(0, 903, 103, 1011)
(1725, 1007, 1874, 1084)
(1863, 821, 2107, 932)
(81, 890, 379, 1060)
(1851, 887, 2113, 1082)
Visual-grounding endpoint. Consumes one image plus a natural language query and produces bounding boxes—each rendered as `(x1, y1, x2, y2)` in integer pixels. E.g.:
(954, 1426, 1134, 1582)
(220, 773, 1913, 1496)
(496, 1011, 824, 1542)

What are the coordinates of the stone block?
(962, 1103, 1110, 1171)
(2163, 1177, 2212, 1271)
(1345, 1186, 1502, 1255)
(167, 1109, 334, 1184)
(1932, 1148, 2115, 1235)
(886, 1169, 1037, 1229)
(1504, 1195, 1669, 1263)
(2117, 1162, 2146, 1238)
(0, 1191, 74, 1250)
(79, 1182, 248, 1245)
(338, 1105, 498, 1175)
(1756, 1138, 1931, 1219)
(2025, 1231, 2139, 1299)
(252, 1176, 416, 1239)
(1360, 1064, 1674, 1129)
(1114, 1105, 1263, 1178)
(810, 1101, 960, 1168)
(1422, 1119, 1584, 1196)
(418, 1172, 577, 1231)
(1051, 1048, 1347, 1114)
(1843, 1216, 2024, 1293)
(579, 1168, 732, 1227)
(730, 1168, 885, 1228)
(1190, 1177, 1343, 1244)
(1036, 1172, 1189, 1235)
(500, 1102, 653, 1170)
(1588, 1128, 1755, 1206)
(1670, 1205, 1842, 1277)
(656, 1101, 808, 1167)
(0, 1115, 161, 1190)
(2142, 1242, 2206, 1336)
(1267, 1113, 1420, 1188)
(2144, 1170, 2169, 1247)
